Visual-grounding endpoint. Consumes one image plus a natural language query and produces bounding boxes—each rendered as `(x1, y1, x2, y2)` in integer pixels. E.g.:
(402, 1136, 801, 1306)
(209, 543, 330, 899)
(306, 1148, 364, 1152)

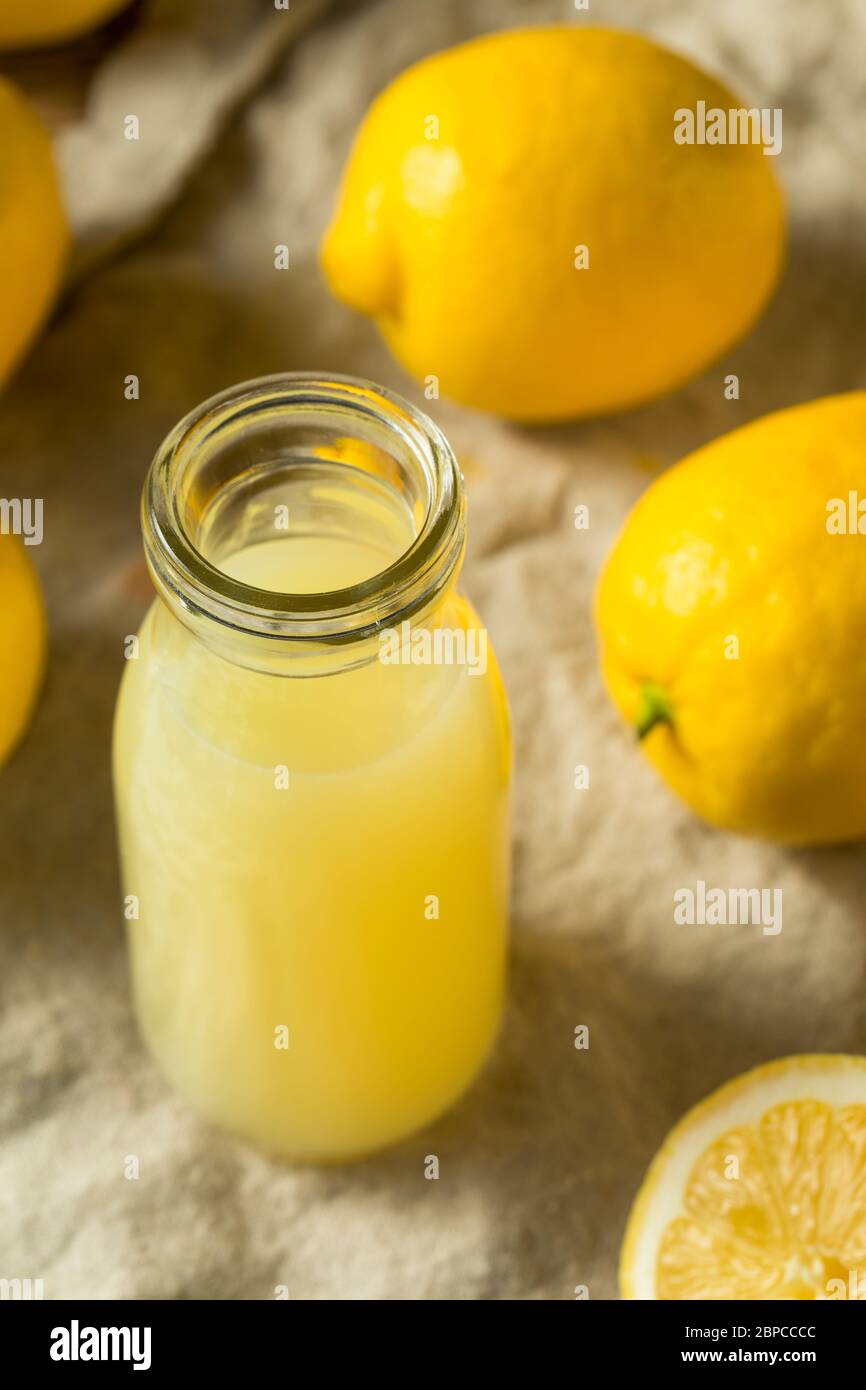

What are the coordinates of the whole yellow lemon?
(596, 393, 866, 846)
(0, 535, 46, 768)
(0, 79, 69, 387)
(0, 0, 130, 47)
(320, 27, 785, 421)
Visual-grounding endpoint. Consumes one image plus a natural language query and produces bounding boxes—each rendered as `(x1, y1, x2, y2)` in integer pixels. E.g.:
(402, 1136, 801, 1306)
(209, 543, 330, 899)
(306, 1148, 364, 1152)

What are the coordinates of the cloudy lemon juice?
(113, 376, 511, 1160)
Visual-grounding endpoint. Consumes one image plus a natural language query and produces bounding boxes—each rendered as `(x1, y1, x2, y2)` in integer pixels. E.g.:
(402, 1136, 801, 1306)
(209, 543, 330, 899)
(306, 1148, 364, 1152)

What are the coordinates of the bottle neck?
(142, 374, 466, 674)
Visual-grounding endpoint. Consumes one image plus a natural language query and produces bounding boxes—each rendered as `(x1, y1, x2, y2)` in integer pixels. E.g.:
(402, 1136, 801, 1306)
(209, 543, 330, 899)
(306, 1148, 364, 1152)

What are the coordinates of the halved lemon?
(621, 1056, 866, 1300)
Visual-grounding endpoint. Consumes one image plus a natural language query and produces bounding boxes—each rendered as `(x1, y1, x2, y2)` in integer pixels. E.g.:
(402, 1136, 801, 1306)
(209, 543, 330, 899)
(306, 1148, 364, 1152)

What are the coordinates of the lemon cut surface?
(621, 1056, 866, 1300)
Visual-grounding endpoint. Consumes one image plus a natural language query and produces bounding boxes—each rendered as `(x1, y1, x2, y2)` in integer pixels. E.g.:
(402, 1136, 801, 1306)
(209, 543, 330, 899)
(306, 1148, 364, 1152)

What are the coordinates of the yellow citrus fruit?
(0, 0, 130, 47)
(0, 79, 69, 387)
(0, 536, 47, 767)
(596, 393, 866, 845)
(621, 1055, 866, 1300)
(320, 26, 785, 422)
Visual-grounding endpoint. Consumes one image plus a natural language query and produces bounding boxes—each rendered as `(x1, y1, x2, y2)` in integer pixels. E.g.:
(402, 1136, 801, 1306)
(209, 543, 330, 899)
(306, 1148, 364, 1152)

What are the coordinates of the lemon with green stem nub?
(596, 392, 866, 845)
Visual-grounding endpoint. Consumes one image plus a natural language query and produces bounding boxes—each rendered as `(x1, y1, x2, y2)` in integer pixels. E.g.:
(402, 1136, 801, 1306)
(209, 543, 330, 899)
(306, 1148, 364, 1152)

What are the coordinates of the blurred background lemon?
(0, 535, 46, 767)
(0, 0, 131, 48)
(596, 393, 866, 845)
(0, 77, 68, 387)
(321, 26, 785, 421)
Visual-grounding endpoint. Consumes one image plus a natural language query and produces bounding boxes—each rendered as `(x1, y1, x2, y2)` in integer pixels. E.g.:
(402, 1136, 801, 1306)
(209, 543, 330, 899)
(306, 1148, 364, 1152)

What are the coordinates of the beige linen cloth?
(2, 0, 866, 1300)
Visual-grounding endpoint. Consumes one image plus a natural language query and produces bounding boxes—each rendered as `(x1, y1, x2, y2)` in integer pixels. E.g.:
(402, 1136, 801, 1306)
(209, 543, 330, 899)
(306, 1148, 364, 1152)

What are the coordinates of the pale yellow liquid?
(113, 534, 511, 1159)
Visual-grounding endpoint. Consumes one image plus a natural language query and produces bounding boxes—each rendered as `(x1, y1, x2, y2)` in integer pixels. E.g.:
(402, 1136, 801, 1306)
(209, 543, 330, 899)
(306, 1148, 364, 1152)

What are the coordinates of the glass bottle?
(113, 374, 512, 1160)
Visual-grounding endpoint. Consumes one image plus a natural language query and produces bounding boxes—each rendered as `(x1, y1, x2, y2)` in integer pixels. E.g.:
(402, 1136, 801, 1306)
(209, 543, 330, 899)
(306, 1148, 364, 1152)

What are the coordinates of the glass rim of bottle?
(142, 372, 466, 645)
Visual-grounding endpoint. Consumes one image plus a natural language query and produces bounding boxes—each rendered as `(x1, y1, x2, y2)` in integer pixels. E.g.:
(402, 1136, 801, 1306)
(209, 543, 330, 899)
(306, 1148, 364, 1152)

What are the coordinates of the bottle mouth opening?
(142, 373, 465, 645)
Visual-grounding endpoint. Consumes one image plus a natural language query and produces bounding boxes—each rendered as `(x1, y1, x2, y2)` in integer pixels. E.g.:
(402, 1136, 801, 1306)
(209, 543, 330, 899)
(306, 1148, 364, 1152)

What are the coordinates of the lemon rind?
(620, 1054, 866, 1300)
